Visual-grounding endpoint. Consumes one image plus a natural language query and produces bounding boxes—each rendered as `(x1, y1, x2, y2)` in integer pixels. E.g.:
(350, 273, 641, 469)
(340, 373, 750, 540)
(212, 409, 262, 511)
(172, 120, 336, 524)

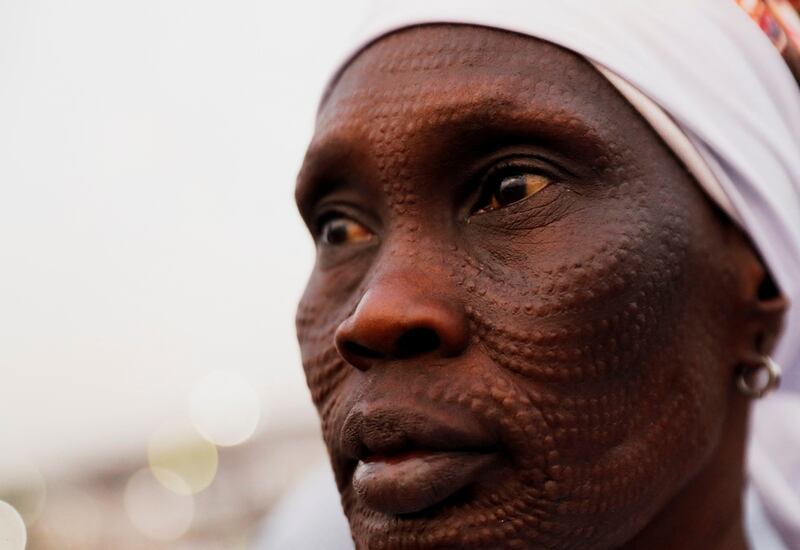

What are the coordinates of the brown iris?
(482, 173, 551, 212)
(321, 217, 374, 246)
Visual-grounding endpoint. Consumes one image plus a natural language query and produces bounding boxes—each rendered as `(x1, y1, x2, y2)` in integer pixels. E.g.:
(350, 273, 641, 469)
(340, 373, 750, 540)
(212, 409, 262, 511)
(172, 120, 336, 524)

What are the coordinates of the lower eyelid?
(469, 183, 567, 224)
(476, 174, 554, 214)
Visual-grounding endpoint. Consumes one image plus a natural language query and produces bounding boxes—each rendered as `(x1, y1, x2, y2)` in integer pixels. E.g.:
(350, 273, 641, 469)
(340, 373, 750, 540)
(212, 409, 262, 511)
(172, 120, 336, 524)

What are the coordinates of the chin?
(337, 453, 672, 550)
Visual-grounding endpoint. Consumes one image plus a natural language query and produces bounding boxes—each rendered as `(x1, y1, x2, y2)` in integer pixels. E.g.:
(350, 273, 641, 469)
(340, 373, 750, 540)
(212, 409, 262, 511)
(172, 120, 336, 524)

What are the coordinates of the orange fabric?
(738, 1, 798, 49)
(737, 0, 800, 82)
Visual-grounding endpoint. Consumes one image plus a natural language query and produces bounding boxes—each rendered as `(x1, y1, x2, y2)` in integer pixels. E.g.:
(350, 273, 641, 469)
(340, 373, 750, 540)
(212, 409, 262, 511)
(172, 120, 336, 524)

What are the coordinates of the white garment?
(254, 460, 354, 550)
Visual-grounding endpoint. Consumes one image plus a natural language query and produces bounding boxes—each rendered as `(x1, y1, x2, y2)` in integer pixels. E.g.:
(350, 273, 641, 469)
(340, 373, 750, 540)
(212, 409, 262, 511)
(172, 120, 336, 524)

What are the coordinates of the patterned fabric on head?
(736, 0, 800, 84)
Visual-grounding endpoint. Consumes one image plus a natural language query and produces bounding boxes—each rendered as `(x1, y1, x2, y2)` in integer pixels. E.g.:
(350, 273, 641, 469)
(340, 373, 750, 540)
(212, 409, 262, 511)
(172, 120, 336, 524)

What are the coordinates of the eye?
(319, 216, 374, 246)
(476, 171, 553, 214)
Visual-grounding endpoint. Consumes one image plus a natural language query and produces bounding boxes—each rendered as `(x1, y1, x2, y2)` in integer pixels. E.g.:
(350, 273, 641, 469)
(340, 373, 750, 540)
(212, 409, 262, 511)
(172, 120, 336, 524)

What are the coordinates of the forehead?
(315, 24, 622, 143)
(298, 25, 656, 216)
(296, 24, 658, 210)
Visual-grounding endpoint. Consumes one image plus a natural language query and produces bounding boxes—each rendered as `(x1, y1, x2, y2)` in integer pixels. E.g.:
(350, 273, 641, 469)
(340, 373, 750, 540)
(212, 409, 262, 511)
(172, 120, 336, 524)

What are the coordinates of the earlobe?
(733, 275, 786, 399)
(729, 228, 788, 357)
(731, 238, 788, 398)
(747, 262, 787, 359)
(750, 288, 788, 358)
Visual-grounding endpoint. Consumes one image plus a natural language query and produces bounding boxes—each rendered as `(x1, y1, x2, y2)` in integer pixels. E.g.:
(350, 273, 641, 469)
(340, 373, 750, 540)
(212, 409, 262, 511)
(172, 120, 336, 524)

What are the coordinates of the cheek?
(296, 290, 354, 490)
(456, 180, 732, 527)
(296, 266, 359, 410)
(462, 184, 692, 383)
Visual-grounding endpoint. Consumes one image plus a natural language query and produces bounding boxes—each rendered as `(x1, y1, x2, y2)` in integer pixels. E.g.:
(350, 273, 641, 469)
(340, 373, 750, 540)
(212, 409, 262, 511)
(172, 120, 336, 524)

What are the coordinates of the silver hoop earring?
(737, 356, 782, 398)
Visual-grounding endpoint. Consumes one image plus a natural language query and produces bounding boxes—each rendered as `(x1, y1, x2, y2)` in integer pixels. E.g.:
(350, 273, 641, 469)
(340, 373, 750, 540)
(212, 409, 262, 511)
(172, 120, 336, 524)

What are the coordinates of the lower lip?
(352, 451, 498, 515)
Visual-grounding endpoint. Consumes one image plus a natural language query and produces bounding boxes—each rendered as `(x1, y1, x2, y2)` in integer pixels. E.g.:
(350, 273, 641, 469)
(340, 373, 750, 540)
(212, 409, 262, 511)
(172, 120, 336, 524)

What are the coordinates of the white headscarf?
(321, 0, 800, 544)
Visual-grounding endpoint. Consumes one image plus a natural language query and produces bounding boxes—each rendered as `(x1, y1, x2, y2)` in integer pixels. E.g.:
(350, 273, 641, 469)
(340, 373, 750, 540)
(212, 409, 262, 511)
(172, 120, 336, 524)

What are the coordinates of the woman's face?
(296, 25, 746, 549)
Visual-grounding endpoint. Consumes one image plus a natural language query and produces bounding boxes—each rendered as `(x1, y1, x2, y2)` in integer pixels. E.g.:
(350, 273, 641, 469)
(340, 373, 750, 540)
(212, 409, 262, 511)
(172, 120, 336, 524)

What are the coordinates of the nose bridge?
(334, 252, 469, 371)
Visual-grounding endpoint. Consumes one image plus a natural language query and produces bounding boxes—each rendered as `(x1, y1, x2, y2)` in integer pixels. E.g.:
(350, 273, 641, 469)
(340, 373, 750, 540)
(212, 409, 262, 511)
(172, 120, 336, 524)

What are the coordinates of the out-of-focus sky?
(0, 0, 369, 471)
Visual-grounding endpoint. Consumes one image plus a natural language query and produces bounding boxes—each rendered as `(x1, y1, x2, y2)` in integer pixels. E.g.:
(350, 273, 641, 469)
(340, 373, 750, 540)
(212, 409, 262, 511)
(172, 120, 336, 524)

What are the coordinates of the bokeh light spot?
(190, 371, 261, 447)
(148, 420, 219, 495)
(124, 468, 194, 541)
(0, 500, 27, 550)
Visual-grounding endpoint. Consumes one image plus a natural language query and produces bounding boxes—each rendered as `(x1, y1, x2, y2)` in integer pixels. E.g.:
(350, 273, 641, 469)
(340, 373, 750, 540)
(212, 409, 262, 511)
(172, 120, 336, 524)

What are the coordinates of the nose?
(334, 274, 470, 371)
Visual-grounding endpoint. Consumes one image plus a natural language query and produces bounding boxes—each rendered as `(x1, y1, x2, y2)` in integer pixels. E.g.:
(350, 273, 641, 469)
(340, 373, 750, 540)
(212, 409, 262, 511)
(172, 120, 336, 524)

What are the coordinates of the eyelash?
(471, 158, 560, 214)
(314, 210, 341, 238)
(314, 207, 376, 248)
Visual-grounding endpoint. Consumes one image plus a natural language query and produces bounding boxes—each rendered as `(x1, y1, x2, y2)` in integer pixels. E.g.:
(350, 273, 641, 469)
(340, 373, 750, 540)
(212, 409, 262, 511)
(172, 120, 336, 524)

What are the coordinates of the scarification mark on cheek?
(297, 286, 362, 408)
(450, 194, 691, 392)
(297, 24, 745, 550)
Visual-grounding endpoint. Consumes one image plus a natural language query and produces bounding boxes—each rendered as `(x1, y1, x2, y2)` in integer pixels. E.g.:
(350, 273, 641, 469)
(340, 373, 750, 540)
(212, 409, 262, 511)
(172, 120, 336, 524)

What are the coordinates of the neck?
(621, 394, 751, 550)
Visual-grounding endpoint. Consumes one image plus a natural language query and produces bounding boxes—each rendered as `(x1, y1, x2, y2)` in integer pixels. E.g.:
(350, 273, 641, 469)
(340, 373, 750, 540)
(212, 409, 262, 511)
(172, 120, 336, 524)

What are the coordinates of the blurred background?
(0, 0, 369, 547)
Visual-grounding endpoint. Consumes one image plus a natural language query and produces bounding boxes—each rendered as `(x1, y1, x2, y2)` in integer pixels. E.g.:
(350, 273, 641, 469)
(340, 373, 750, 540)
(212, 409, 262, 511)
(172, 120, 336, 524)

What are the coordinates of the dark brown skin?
(295, 25, 786, 550)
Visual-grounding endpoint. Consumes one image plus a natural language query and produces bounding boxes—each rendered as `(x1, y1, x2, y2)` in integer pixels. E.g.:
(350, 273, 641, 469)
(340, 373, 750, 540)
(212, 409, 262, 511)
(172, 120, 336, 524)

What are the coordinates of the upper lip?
(337, 400, 499, 464)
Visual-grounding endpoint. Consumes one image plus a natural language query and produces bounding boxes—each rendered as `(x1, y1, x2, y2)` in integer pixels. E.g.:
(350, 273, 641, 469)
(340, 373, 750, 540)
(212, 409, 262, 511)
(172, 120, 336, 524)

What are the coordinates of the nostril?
(343, 340, 384, 360)
(395, 327, 441, 358)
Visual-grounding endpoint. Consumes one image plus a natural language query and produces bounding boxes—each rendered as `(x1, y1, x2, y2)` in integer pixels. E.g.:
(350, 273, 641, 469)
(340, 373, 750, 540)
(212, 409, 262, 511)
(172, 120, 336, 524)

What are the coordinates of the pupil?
(497, 175, 529, 205)
(324, 219, 349, 244)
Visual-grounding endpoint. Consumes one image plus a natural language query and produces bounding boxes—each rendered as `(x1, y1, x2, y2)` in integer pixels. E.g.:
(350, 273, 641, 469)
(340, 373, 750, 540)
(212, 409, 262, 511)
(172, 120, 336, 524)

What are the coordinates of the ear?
(732, 231, 788, 367)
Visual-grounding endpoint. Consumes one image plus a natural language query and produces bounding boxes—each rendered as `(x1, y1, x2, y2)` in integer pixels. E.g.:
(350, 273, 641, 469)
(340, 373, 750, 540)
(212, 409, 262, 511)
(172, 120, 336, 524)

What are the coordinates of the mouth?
(338, 402, 501, 516)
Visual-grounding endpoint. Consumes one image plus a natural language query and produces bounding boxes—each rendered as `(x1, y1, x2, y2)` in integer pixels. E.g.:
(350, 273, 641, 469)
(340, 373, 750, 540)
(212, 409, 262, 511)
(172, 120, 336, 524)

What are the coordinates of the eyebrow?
(432, 94, 613, 158)
(296, 93, 614, 217)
